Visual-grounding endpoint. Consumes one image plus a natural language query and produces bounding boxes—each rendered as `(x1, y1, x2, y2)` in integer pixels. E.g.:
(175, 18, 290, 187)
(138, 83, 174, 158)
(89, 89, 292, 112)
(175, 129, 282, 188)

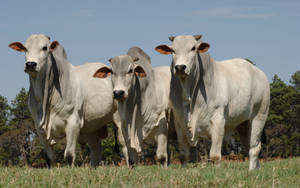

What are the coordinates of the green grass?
(0, 158, 299, 188)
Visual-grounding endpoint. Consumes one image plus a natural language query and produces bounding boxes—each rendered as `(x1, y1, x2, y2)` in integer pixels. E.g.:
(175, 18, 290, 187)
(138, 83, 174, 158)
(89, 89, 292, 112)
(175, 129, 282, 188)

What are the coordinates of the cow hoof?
(65, 155, 73, 166)
(157, 157, 167, 168)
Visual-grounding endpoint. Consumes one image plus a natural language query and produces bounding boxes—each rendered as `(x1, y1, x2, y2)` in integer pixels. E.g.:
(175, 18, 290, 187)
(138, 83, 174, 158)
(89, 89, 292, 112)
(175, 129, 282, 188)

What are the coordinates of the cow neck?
(138, 69, 157, 125)
(29, 49, 74, 132)
(48, 50, 74, 107)
(119, 78, 143, 153)
(190, 52, 216, 118)
(180, 52, 215, 144)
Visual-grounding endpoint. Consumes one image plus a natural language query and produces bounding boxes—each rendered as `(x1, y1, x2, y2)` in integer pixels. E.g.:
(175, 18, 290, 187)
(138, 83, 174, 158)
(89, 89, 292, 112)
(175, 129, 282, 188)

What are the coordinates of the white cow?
(9, 34, 119, 166)
(93, 47, 172, 167)
(155, 35, 270, 170)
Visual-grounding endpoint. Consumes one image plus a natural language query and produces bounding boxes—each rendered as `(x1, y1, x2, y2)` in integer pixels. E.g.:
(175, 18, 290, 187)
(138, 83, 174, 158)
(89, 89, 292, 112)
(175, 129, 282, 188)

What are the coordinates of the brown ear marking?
(199, 42, 210, 53)
(134, 66, 146, 77)
(50, 41, 59, 51)
(155, 45, 173, 55)
(8, 42, 27, 52)
(93, 67, 112, 78)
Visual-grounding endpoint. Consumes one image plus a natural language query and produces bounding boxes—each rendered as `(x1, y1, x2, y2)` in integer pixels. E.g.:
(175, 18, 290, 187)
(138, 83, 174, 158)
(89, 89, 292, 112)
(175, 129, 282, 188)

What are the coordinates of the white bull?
(155, 35, 270, 170)
(9, 34, 119, 166)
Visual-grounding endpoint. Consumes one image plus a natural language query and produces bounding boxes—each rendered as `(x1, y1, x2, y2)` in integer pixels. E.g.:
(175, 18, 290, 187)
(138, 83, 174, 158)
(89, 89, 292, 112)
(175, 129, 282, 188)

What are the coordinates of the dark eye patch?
(128, 69, 133, 74)
(42, 46, 48, 51)
(191, 46, 196, 51)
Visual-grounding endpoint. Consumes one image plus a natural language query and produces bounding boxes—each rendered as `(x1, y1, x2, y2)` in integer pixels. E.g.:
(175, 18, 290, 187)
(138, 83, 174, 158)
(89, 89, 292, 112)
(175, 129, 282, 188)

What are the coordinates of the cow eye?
(191, 46, 196, 51)
(128, 69, 133, 74)
(42, 46, 48, 51)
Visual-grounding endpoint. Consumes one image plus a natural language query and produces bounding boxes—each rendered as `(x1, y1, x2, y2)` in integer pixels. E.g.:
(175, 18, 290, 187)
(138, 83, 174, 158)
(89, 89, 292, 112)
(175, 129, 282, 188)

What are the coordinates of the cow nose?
(175, 65, 187, 73)
(25, 61, 37, 70)
(113, 90, 125, 99)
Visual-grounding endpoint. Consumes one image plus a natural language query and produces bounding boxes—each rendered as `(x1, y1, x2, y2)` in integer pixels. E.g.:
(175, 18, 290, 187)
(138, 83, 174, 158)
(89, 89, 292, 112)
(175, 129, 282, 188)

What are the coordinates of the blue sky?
(1, 0, 299, 101)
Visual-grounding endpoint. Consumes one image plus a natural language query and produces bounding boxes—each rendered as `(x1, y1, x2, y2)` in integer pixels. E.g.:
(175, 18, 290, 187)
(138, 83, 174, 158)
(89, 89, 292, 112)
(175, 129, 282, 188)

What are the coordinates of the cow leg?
(209, 112, 225, 162)
(156, 118, 168, 168)
(117, 128, 131, 167)
(86, 133, 102, 167)
(174, 120, 190, 166)
(249, 114, 267, 171)
(64, 115, 81, 166)
(36, 129, 56, 167)
(113, 113, 131, 167)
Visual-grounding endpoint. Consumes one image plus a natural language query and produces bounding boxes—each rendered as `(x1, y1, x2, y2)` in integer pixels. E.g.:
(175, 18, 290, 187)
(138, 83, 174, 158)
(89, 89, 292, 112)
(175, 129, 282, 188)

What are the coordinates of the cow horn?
(168, 36, 175, 42)
(193, 35, 202, 40)
(131, 56, 139, 62)
(46, 35, 51, 41)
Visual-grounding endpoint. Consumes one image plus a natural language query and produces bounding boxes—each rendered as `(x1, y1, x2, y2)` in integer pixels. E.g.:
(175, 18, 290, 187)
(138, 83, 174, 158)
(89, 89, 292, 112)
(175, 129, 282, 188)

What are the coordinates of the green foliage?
(9, 88, 31, 124)
(290, 71, 300, 90)
(265, 73, 300, 157)
(0, 95, 10, 135)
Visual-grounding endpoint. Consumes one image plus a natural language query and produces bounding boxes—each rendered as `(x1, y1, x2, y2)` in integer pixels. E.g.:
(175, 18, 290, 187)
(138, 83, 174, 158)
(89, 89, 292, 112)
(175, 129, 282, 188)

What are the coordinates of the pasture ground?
(0, 157, 299, 188)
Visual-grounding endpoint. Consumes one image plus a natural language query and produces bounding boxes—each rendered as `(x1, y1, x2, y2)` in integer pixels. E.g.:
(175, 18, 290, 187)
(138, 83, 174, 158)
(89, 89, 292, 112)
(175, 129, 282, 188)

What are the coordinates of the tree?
(10, 88, 32, 124)
(264, 74, 300, 157)
(290, 70, 300, 91)
(0, 95, 10, 135)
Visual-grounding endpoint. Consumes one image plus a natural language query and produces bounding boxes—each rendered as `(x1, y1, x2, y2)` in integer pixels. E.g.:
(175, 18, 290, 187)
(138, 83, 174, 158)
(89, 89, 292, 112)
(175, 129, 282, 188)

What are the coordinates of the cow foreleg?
(113, 113, 131, 167)
(156, 118, 168, 168)
(36, 129, 56, 167)
(174, 120, 190, 167)
(64, 115, 80, 166)
(209, 112, 225, 162)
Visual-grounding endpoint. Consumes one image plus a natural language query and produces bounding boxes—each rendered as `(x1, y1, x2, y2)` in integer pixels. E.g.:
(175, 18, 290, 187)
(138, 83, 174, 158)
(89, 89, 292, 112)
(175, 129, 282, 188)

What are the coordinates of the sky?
(1, 0, 299, 101)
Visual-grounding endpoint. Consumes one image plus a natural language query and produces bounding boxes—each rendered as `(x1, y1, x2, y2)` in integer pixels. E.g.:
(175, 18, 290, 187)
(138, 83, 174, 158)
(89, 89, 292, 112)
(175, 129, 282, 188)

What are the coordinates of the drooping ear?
(134, 65, 146, 77)
(93, 66, 112, 78)
(198, 42, 210, 53)
(8, 42, 27, 52)
(155, 45, 174, 55)
(50, 41, 59, 51)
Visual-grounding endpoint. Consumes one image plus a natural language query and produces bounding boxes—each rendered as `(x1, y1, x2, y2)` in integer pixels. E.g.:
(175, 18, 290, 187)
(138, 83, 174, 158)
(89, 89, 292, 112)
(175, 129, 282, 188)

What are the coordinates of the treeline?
(0, 71, 299, 167)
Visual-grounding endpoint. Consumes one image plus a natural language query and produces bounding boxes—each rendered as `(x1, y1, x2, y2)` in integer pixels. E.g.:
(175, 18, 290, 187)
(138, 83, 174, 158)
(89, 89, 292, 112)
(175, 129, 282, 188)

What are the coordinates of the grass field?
(0, 158, 299, 188)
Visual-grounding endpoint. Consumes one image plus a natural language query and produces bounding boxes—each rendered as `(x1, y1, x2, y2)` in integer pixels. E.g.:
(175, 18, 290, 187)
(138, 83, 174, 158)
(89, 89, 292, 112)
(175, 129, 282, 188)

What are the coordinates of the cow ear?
(50, 41, 59, 51)
(9, 42, 27, 52)
(134, 65, 146, 77)
(198, 42, 210, 53)
(93, 67, 112, 78)
(155, 45, 174, 55)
